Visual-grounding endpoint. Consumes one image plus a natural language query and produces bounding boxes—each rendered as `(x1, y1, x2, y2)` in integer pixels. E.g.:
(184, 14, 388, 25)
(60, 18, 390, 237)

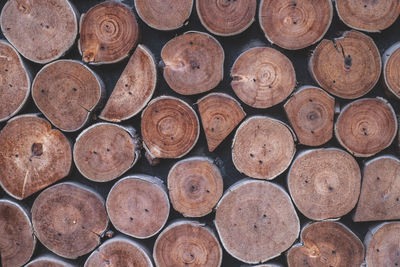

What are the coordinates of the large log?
(26, 255, 73, 267)
(383, 42, 400, 99)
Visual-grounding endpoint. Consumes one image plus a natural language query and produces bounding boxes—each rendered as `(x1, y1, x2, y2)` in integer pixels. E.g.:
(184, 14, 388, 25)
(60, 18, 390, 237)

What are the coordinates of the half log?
(26, 255, 73, 267)
(383, 42, 400, 99)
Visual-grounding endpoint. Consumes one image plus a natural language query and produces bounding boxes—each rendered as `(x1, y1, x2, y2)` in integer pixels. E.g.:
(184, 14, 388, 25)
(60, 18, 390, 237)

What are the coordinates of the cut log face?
(32, 60, 105, 132)
(383, 42, 400, 99)
(287, 221, 364, 267)
(26, 255, 73, 267)
(335, 98, 397, 157)
(232, 116, 296, 180)
(106, 175, 170, 239)
(0, 115, 71, 200)
(287, 148, 361, 220)
(196, 0, 256, 36)
(215, 179, 300, 264)
(154, 220, 222, 267)
(161, 31, 224, 95)
(259, 0, 333, 50)
(79, 1, 139, 64)
(231, 47, 296, 108)
(167, 157, 223, 217)
(0, 200, 36, 267)
(197, 93, 245, 152)
(284, 86, 335, 146)
(309, 30, 381, 99)
(31, 182, 108, 259)
(99, 45, 156, 122)
(0, 0, 78, 64)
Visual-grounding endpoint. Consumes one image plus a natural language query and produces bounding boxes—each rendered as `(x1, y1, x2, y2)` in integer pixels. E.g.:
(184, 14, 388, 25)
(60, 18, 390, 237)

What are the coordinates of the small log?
(197, 93, 245, 152)
(106, 175, 170, 239)
(31, 182, 108, 259)
(0, 0, 78, 64)
(99, 45, 156, 122)
(0, 114, 71, 200)
(259, 0, 333, 50)
(232, 116, 296, 180)
(196, 0, 257, 36)
(154, 220, 222, 267)
(167, 157, 223, 217)
(79, 1, 139, 64)
(231, 47, 296, 108)
(383, 42, 400, 99)
(32, 60, 105, 132)
(215, 179, 300, 264)
(335, 97, 397, 157)
(26, 255, 73, 267)
(161, 31, 224, 95)
(284, 86, 335, 146)
(309, 30, 381, 99)
(0, 199, 36, 267)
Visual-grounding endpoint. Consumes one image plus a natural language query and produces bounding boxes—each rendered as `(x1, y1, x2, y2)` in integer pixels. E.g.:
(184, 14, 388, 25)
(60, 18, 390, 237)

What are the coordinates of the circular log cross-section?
(0, 0, 78, 64)
(335, 98, 397, 157)
(168, 157, 223, 217)
(0, 115, 71, 200)
(31, 182, 108, 259)
(26, 256, 73, 267)
(161, 31, 224, 95)
(196, 0, 257, 36)
(215, 179, 299, 264)
(32, 60, 104, 132)
(231, 47, 296, 108)
(310, 30, 381, 99)
(287, 221, 364, 267)
(154, 221, 222, 267)
(284, 86, 335, 146)
(79, 1, 139, 64)
(106, 175, 170, 239)
(288, 148, 361, 220)
(0, 200, 36, 267)
(259, 0, 333, 50)
(383, 42, 400, 99)
(232, 116, 296, 180)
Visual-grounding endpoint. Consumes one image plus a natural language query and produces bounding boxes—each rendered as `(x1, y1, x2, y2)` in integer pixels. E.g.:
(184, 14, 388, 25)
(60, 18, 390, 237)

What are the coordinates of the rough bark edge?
(26, 254, 75, 267)
(383, 42, 400, 99)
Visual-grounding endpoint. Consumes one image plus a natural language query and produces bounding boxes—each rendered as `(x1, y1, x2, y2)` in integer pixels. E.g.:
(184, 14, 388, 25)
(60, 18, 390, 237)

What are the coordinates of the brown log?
(231, 47, 296, 108)
(335, 97, 397, 157)
(0, 114, 71, 200)
(31, 182, 108, 259)
(284, 86, 335, 146)
(309, 30, 381, 99)
(0, 0, 78, 64)
(232, 116, 296, 180)
(215, 179, 300, 264)
(167, 157, 223, 217)
(259, 0, 333, 50)
(79, 1, 139, 64)
(99, 45, 156, 122)
(161, 31, 224, 95)
(154, 220, 222, 267)
(106, 175, 169, 239)
(197, 93, 245, 152)
(26, 255, 73, 267)
(383, 42, 400, 99)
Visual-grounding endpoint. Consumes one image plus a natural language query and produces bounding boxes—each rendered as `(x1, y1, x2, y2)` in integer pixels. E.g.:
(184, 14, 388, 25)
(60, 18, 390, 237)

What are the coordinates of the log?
(196, 0, 257, 36)
(26, 255, 73, 267)
(0, 199, 36, 267)
(335, 97, 397, 157)
(79, 1, 139, 64)
(106, 175, 170, 239)
(197, 93, 245, 152)
(287, 221, 364, 267)
(0, 114, 71, 200)
(99, 45, 156, 122)
(259, 0, 333, 50)
(287, 148, 361, 220)
(31, 182, 108, 259)
(167, 157, 223, 217)
(32, 60, 105, 132)
(383, 42, 400, 99)
(161, 31, 224, 95)
(215, 179, 300, 264)
(284, 86, 335, 146)
(309, 30, 381, 99)
(154, 220, 222, 267)
(232, 116, 296, 180)
(231, 47, 296, 108)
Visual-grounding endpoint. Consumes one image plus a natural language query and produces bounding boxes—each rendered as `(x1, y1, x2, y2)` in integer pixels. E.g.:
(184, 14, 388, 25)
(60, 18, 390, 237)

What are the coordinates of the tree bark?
(383, 42, 400, 99)
(26, 255, 74, 267)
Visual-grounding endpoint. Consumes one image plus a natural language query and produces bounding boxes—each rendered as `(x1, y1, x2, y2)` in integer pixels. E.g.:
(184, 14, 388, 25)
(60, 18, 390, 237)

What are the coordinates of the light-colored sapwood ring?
(26, 255, 74, 267)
